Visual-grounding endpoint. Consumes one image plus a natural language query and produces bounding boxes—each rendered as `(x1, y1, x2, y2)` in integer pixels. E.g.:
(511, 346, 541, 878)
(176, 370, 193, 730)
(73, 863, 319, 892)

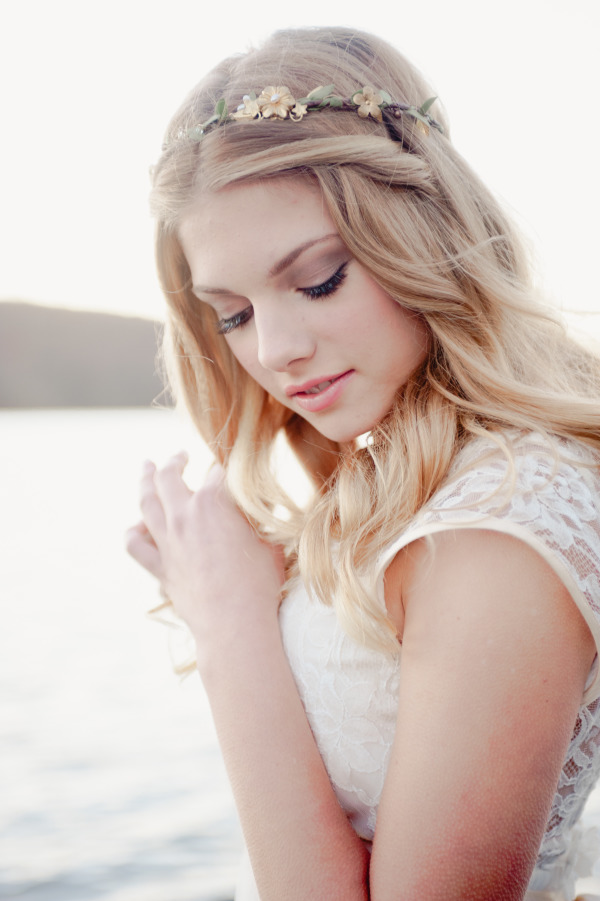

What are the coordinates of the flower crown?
(165, 84, 443, 147)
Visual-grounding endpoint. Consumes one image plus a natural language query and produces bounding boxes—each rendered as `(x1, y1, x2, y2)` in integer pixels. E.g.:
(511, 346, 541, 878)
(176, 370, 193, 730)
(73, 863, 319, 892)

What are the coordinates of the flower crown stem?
(164, 84, 443, 148)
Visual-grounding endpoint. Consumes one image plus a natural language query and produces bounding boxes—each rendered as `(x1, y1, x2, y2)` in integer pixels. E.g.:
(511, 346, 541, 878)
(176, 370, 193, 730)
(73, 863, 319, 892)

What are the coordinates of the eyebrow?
(193, 233, 339, 296)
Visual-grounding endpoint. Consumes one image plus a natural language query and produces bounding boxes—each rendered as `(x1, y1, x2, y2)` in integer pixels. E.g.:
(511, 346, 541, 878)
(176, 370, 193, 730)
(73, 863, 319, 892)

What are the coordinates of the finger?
(125, 521, 163, 578)
(127, 519, 156, 546)
(204, 461, 226, 487)
(154, 451, 193, 509)
(139, 460, 167, 535)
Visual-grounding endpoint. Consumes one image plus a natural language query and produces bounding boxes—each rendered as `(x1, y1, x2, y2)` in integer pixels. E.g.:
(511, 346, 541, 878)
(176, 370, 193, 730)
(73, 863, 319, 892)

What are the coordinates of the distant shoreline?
(0, 301, 167, 408)
(2, 300, 596, 409)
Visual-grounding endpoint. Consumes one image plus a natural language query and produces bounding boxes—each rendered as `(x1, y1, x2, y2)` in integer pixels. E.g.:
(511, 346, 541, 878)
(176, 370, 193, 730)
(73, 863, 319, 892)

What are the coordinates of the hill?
(0, 302, 168, 408)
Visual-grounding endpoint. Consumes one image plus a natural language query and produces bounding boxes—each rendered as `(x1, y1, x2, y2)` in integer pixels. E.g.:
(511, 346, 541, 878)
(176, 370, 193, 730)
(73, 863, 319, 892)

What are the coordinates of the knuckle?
(139, 489, 155, 512)
(125, 531, 141, 558)
(158, 457, 182, 478)
(193, 486, 217, 516)
(193, 485, 211, 505)
(170, 509, 188, 534)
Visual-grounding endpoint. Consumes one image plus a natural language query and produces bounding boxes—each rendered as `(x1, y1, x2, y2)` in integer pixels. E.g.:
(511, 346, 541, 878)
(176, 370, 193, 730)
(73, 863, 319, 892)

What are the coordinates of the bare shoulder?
(401, 528, 595, 677)
(371, 529, 597, 899)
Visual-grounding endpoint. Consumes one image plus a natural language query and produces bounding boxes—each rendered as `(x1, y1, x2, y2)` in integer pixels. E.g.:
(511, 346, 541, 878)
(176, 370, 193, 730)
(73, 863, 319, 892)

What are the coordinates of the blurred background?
(1, 1, 599, 899)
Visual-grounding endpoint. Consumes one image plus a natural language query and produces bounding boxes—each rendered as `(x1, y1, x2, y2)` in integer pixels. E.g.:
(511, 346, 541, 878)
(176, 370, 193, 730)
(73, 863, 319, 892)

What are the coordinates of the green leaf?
(407, 110, 431, 127)
(418, 96, 437, 116)
(379, 89, 392, 104)
(215, 98, 228, 120)
(307, 83, 335, 101)
(188, 126, 205, 141)
(249, 91, 257, 102)
(328, 97, 343, 107)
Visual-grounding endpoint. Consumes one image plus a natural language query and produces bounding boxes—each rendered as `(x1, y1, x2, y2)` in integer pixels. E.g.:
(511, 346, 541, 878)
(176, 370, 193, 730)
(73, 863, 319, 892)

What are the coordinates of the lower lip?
(292, 371, 354, 413)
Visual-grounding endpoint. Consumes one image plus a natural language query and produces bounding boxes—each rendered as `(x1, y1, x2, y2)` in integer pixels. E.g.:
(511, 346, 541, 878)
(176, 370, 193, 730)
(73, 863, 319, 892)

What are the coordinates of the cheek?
(226, 336, 275, 391)
(409, 316, 431, 361)
(373, 311, 430, 380)
(339, 299, 417, 355)
(224, 335, 256, 373)
(384, 302, 429, 352)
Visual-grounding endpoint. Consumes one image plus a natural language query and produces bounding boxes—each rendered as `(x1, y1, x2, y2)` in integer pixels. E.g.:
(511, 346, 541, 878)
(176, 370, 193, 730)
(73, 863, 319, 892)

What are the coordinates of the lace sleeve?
(374, 431, 600, 703)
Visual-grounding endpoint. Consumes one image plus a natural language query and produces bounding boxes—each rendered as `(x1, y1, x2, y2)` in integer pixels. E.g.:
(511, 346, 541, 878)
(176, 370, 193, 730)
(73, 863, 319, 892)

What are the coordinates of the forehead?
(178, 176, 337, 278)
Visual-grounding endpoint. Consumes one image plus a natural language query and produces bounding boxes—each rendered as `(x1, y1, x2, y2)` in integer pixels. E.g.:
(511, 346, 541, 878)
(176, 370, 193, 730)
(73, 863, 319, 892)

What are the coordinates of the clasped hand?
(125, 453, 285, 648)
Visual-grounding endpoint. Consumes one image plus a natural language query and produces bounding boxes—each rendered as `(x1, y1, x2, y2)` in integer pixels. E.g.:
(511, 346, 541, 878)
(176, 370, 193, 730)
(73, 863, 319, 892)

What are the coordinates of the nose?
(254, 304, 316, 372)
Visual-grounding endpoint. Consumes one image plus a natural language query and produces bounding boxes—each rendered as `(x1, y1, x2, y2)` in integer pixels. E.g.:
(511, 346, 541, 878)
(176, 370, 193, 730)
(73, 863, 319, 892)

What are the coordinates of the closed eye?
(214, 261, 349, 335)
(299, 262, 348, 299)
(216, 306, 253, 335)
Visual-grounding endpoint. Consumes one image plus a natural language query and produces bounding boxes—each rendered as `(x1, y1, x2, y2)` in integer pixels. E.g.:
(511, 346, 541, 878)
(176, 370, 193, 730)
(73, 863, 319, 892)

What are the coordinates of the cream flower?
(257, 86, 296, 119)
(231, 94, 261, 120)
(290, 102, 308, 121)
(352, 85, 384, 121)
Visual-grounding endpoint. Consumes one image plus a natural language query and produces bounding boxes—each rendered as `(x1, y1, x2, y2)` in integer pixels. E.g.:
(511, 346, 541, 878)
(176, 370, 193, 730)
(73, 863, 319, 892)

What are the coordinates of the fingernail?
(142, 459, 156, 472)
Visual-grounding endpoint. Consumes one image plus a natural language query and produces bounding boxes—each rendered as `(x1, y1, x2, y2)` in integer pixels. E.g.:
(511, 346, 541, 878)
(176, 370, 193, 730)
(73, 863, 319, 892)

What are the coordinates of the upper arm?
(370, 529, 596, 901)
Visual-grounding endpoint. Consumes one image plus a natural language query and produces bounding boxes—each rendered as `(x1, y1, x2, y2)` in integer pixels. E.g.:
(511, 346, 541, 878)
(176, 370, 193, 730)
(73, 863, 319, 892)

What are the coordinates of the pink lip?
(286, 370, 354, 413)
(285, 370, 352, 396)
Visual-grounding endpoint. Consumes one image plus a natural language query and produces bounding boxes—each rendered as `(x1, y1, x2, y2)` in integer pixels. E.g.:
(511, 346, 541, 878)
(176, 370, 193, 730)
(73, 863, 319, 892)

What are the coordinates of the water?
(0, 409, 241, 900)
(4, 408, 600, 900)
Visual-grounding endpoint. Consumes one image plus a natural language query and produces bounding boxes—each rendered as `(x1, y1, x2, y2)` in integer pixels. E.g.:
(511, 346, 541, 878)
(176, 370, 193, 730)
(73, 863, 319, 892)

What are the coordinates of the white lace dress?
(235, 432, 600, 901)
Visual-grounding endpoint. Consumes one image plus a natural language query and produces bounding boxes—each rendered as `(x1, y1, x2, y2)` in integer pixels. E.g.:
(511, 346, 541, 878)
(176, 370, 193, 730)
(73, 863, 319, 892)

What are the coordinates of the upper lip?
(284, 371, 352, 396)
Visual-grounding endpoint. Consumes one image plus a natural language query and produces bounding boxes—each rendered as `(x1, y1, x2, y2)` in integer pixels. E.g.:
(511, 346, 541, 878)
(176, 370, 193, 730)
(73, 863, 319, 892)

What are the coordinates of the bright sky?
(1, 0, 598, 323)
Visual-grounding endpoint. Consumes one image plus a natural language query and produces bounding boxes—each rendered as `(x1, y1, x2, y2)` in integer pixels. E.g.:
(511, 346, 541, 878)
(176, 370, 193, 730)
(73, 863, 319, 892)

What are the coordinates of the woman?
(126, 27, 600, 901)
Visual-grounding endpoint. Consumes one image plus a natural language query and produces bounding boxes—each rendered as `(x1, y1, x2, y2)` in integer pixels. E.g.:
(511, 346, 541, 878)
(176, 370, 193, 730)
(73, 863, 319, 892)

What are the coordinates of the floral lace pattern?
(279, 580, 401, 840)
(278, 432, 600, 897)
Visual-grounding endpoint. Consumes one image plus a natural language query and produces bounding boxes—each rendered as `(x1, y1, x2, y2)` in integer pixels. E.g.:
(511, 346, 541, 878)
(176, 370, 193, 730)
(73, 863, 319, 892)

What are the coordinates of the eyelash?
(216, 307, 253, 335)
(215, 262, 349, 335)
(300, 261, 348, 299)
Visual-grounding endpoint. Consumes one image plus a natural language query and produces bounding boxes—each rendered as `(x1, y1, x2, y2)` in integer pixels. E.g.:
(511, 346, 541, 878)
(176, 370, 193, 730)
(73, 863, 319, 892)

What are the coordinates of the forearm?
(197, 611, 370, 901)
(127, 460, 369, 897)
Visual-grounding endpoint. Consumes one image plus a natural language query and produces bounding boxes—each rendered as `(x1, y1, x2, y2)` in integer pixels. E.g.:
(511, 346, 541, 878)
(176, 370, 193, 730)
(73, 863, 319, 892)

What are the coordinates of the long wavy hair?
(150, 27, 600, 651)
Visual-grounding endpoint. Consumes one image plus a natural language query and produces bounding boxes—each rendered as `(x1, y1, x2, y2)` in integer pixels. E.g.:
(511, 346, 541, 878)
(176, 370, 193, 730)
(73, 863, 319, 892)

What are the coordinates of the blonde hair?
(150, 27, 600, 651)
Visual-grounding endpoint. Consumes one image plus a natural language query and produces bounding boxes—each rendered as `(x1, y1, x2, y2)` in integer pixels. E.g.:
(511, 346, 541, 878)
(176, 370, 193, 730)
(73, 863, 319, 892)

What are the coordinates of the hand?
(128, 454, 372, 900)
(125, 453, 285, 647)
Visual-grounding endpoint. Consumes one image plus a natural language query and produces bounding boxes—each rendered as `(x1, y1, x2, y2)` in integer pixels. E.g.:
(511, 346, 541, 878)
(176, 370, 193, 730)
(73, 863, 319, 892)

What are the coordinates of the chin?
(310, 420, 378, 445)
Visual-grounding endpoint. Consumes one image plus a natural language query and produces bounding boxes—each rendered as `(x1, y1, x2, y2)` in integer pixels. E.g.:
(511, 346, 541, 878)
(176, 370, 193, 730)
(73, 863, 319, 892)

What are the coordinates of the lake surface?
(3, 407, 600, 900)
(0, 409, 241, 901)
